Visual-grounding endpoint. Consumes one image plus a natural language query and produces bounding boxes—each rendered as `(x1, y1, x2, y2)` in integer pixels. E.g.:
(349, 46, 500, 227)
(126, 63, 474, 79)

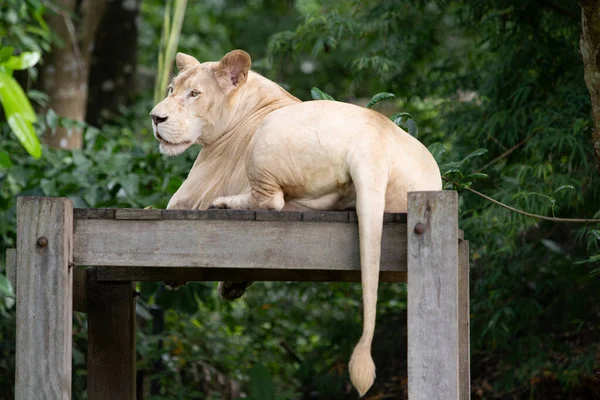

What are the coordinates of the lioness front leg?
(209, 188, 285, 211)
(209, 192, 256, 210)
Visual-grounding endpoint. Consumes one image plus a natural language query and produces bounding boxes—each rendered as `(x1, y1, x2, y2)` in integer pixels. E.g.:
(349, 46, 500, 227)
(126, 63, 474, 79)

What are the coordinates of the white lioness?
(150, 50, 442, 396)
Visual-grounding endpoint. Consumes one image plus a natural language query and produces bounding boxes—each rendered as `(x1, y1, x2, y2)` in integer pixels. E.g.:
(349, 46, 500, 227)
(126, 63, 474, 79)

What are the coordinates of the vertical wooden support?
(458, 239, 471, 399)
(87, 268, 136, 400)
(408, 191, 469, 400)
(5, 248, 16, 291)
(16, 197, 73, 400)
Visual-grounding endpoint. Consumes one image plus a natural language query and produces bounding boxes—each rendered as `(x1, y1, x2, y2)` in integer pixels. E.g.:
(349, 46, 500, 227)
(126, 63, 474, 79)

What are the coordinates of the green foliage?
(0, 0, 52, 53)
(1, 0, 600, 399)
(365, 92, 395, 108)
(309, 86, 334, 101)
(270, 0, 600, 397)
(0, 47, 41, 158)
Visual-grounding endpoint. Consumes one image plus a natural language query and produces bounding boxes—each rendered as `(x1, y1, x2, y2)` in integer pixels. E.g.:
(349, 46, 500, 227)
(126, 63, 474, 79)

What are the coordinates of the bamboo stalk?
(154, 0, 188, 105)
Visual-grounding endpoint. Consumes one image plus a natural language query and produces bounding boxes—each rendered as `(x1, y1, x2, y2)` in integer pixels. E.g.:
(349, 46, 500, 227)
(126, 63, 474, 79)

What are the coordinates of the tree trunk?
(86, 0, 141, 126)
(39, 0, 106, 149)
(580, 0, 600, 175)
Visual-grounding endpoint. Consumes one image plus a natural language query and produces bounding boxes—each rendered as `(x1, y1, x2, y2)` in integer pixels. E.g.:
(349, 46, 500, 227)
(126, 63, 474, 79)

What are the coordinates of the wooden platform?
(7, 191, 470, 400)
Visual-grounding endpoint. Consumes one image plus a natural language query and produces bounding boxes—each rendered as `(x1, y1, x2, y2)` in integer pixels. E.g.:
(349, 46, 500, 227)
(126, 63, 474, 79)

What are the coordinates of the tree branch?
(476, 132, 536, 173)
(443, 178, 600, 224)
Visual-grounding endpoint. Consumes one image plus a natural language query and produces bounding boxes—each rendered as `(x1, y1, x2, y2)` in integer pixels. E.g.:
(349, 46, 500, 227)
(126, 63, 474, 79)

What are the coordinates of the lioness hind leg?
(218, 281, 254, 301)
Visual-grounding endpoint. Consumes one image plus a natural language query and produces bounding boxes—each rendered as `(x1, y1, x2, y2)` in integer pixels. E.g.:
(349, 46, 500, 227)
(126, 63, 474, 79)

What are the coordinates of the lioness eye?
(190, 90, 200, 98)
(167, 86, 173, 95)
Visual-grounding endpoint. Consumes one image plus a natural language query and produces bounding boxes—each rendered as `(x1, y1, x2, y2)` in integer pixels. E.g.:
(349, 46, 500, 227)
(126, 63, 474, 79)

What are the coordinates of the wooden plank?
(73, 219, 407, 272)
(115, 208, 162, 220)
(74, 208, 116, 219)
(255, 211, 303, 221)
(87, 268, 136, 400)
(73, 268, 88, 313)
(407, 191, 460, 400)
(97, 266, 407, 283)
(16, 197, 73, 400)
(207, 209, 256, 220)
(5, 248, 16, 291)
(458, 239, 471, 399)
(161, 209, 211, 220)
(302, 211, 349, 222)
(73, 207, 407, 223)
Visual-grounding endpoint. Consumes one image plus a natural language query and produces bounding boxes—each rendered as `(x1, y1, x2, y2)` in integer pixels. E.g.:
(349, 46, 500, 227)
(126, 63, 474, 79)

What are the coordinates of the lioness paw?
(208, 197, 231, 209)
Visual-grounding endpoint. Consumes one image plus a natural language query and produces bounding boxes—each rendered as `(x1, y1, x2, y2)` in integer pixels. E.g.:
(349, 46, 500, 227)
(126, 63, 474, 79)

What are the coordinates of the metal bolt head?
(36, 236, 48, 247)
(414, 223, 425, 235)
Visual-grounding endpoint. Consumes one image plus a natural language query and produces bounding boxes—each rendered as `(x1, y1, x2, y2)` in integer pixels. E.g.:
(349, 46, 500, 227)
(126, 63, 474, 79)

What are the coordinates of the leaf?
(463, 148, 488, 161)
(552, 185, 575, 196)
(573, 253, 600, 266)
(0, 71, 41, 157)
(0, 273, 13, 297)
(466, 172, 489, 180)
(0, 71, 36, 121)
(0, 151, 13, 168)
(248, 364, 275, 400)
(390, 112, 414, 126)
(2, 52, 40, 70)
(0, 47, 14, 63)
(7, 113, 42, 158)
(427, 142, 446, 162)
(46, 108, 59, 130)
(366, 92, 395, 108)
(310, 87, 335, 101)
(405, 118, 418, 137)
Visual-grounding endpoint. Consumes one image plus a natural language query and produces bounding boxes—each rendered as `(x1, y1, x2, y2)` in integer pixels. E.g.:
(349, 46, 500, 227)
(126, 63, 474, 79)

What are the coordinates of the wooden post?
(16, 197, 73, 400)
(458, 239, 471, 399)
(87, 268, 136, 400)
(5, 248, 16, 291)
(407, 191, 469, 400)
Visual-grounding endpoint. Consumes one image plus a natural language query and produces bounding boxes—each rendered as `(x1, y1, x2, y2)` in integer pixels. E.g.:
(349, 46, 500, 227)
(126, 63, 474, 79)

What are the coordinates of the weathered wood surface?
(87, 268, 136, 400)
(407, 191, 463, 400)
(73, 219, 408, 276)
(97, 266, 407, 283)
(458, 239, 471, 399)
(6, 249, 87, 313)
(5, 248, 16, 291)
(73, 268, 88, 313)
(74, 208, 408, 222)
(115, 208, 162, 220)
(16, 197, 73, 400)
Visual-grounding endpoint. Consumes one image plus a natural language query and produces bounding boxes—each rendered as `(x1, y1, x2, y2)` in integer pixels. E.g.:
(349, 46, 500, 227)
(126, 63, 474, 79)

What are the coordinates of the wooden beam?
(87, 268, 136, 400)
(407, 191, 462, 400)
(73, 219, 407, 275)
(97, 266, 407, 283)
(16, 197, 73, 400)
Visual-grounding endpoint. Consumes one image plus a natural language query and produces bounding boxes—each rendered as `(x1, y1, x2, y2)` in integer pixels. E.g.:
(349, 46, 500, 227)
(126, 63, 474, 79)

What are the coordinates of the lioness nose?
(151, 114, 168, 125)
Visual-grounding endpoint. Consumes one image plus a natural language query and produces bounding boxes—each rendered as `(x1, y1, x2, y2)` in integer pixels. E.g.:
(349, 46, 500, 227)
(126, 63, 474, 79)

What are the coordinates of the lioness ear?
(176, 52, 200, 72)
(214, 50, 251, 93)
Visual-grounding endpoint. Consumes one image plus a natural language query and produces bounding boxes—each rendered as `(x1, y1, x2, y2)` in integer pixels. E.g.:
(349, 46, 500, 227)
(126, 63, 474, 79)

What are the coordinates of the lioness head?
(149, 50, 251, 155)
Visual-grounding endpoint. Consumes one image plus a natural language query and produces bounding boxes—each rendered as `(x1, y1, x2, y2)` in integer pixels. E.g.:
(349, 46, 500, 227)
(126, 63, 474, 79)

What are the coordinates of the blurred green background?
(1, 0, 599, 399)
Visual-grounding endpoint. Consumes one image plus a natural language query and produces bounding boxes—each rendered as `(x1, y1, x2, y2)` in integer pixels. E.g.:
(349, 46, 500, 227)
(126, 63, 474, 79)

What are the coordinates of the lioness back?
(248, 100, 442, 212)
